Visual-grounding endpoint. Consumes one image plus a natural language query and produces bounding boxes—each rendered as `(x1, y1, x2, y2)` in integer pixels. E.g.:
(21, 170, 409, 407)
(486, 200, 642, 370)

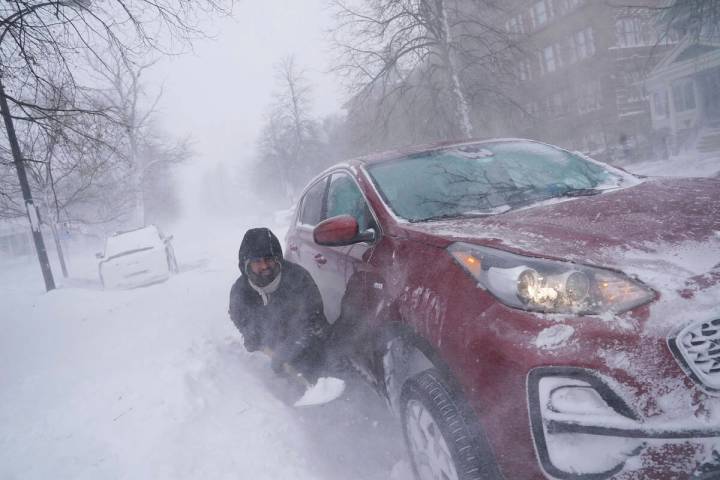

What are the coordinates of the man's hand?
(261, 347, 286, 375)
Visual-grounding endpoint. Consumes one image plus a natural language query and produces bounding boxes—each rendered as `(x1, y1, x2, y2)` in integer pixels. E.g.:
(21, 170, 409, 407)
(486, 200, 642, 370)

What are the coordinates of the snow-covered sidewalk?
(0, 226, 410, 480)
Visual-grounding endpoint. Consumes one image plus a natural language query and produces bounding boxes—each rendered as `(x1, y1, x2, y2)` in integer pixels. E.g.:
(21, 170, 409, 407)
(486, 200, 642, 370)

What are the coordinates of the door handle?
(289, 244, 298, 252)
(313, 253, 327, 265)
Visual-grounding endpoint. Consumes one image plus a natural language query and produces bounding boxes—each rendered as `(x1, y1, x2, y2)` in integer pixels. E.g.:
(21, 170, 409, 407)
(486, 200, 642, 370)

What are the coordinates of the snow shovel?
(262, 348, 346, 407)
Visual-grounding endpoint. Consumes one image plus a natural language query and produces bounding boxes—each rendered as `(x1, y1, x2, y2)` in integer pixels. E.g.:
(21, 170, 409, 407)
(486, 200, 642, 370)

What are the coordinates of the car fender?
(380, 322, 463, 416)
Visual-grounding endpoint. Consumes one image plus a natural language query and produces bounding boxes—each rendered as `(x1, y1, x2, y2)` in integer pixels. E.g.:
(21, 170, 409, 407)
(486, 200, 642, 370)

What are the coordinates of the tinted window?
(326, 173, 372, 231)
(367, 141, 623, 222)
(299, 178, 327, 226)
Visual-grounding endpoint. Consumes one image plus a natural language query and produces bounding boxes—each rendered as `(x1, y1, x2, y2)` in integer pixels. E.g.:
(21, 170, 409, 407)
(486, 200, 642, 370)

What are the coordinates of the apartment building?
(645, 37, 720, 156)
(502, 0, 675, 163)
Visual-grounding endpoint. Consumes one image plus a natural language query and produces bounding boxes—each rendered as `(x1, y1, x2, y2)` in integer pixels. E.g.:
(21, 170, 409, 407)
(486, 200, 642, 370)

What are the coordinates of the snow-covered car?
(97, 225, 178, 289)
(285, 139, 720, 479)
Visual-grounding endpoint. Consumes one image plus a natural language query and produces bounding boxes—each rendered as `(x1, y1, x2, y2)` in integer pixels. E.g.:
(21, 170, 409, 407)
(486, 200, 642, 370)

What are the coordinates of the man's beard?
(248, 262, 281, 287)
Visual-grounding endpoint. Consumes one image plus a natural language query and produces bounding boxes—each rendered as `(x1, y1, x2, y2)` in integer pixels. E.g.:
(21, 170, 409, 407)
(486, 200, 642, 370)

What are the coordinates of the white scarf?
(249, 272, 282, 306)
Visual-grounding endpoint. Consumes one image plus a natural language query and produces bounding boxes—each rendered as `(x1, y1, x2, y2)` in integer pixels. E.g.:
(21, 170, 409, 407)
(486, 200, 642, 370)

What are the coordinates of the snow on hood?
(408, 176, 720, 333)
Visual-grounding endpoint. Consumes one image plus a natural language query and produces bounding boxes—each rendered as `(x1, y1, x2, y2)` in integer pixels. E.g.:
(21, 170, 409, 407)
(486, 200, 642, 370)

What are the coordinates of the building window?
(554, 0, 585, 15)
(616, 17, 653, 47)
(652, 90, 669, 118)
(518, 59, 532, 81)
(531, 1, 548, 29)
(672, 80, 696, 112)
(577, 80, 602, 114)
(506, 14, 527, 34)
(542, 45, 556, 73)
(574, 27, 595, 60)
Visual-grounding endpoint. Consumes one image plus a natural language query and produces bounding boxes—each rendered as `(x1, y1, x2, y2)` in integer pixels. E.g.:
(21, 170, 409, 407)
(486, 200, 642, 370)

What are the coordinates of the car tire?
(400, 369, 500, 480)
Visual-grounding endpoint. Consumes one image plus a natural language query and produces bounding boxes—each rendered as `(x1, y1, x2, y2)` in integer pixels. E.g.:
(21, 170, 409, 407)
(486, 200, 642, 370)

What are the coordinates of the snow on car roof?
(105, 225, 163, 257)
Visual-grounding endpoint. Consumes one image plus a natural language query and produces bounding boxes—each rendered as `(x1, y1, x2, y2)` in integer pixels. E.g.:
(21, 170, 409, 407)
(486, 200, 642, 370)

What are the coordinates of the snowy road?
(0, 224, 411, 480)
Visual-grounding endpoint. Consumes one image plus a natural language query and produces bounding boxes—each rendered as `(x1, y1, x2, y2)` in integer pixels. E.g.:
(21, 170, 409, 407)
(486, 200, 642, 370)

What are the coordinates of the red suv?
(284, 139, 720, 480)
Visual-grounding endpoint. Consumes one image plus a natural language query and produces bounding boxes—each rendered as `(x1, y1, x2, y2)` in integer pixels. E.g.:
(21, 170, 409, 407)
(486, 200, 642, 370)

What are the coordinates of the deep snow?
(1, 152, 717, 480)
(0, 221, 411, 480)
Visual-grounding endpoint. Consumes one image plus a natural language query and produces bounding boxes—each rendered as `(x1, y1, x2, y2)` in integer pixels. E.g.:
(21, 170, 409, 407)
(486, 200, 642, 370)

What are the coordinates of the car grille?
(671, 318, 720, 393)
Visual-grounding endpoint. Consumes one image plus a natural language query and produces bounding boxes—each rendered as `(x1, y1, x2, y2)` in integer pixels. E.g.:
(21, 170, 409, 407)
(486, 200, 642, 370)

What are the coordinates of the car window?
(326, 173, 373, 232)
(367, 141, 623, 222)
(298, 178, 327, 226)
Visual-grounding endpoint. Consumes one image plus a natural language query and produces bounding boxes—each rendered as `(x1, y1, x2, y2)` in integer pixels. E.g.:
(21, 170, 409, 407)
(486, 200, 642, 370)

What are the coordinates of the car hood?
(407, 177, 717, 257)
(406, 176, 720, 331)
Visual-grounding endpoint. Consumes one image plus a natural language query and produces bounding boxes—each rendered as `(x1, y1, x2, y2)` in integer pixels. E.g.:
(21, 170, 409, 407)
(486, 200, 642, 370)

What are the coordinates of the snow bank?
(0, 221, 409, 480)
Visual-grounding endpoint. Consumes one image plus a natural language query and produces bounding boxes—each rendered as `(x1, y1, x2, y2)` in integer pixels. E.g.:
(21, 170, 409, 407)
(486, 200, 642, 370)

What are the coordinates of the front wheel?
(400, 369, 500, 480)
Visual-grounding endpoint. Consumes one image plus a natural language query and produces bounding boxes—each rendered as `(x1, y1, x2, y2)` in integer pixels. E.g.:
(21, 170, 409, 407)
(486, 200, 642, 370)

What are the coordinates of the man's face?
(248, 257, 280, 282)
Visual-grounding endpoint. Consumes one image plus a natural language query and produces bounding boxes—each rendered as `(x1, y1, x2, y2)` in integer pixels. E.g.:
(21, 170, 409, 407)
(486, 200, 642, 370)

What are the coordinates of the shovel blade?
(293, 377, 346, 407)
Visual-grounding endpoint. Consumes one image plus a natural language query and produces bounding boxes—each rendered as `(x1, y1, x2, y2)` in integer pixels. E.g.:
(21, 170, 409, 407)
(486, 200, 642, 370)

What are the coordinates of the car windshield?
(367, 141, 624, 222)
(104, 226, 162, 257)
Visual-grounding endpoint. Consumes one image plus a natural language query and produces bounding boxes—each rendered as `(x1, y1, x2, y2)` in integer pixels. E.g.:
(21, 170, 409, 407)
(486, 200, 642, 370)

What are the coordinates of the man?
(229, 227, 330, 384)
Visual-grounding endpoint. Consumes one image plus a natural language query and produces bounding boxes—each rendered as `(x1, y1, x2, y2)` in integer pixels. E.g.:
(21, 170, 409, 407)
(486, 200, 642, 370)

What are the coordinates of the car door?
(286, 177, 333, 313)
(322, 171, 389, 383)
(305, 171, 373, 324)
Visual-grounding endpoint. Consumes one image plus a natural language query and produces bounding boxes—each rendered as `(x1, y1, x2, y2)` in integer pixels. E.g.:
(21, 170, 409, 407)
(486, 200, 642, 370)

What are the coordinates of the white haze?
(2, 1, 720, 479)
(145, 0, 343, 225)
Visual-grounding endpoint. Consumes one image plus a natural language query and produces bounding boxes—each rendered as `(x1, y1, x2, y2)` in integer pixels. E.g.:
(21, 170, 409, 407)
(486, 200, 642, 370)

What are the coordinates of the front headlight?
(448, 243, 654, 314)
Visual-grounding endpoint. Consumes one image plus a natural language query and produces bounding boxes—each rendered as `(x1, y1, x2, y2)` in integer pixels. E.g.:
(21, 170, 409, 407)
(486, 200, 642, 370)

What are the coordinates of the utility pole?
(0, 76, 56, 291)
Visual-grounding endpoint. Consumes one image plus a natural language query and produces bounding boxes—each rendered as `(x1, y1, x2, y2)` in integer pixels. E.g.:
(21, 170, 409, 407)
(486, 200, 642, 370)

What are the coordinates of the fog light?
(529, 370, 644, 479)
(549, 385, 613, 416)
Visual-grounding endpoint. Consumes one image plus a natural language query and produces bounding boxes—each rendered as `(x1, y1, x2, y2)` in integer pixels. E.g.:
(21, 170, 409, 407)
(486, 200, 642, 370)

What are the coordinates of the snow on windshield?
(367, 140, 623, 222)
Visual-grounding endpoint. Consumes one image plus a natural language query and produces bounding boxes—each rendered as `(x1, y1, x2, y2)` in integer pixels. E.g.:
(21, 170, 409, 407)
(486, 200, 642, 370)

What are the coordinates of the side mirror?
(95, 252, 104, 259)
(314, 215, 378, 246)
(314, 214, 375, 246)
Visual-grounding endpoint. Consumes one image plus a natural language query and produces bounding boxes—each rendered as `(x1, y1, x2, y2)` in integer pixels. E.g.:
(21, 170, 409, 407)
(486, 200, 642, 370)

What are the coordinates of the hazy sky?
(147, 0, 343, 171)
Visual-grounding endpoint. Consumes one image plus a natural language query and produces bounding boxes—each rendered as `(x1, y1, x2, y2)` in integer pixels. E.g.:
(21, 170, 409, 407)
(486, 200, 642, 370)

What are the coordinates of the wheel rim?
(404, 399, 460, 480)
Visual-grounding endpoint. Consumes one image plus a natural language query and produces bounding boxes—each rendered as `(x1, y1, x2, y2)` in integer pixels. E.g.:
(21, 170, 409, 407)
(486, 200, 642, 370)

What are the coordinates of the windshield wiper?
(556, 188, 604, 197)
(411, 211, 500, 223)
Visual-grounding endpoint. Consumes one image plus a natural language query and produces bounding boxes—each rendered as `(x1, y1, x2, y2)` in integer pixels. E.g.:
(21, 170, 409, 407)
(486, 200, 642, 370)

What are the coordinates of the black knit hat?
(238, 227, 283, 272)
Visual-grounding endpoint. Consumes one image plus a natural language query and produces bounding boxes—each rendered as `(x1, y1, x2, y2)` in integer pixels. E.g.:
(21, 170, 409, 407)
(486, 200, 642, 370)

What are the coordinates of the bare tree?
(0, 0, 231, 131)
(89, 51, 187, 226)
(331, 0, 515, 141)
(256, 56, 323, 203)
(0, 0, 231, 289)
(137, 126, 191, 224)
(0, 85, 130, 275)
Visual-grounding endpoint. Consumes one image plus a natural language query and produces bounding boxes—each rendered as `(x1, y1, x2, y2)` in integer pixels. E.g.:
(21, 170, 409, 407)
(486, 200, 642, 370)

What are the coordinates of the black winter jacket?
(228, 260, 330, 366)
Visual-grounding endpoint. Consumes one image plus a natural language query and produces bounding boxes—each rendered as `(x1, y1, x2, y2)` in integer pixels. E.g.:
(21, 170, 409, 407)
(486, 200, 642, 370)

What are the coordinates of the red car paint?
(285, 140, 720, 479)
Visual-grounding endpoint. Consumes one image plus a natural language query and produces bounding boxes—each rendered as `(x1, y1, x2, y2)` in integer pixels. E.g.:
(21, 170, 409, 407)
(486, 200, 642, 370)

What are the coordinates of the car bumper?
(442, 305, 720, 480)
(527, 366, 720, 479)
(99, 249, 170, 289)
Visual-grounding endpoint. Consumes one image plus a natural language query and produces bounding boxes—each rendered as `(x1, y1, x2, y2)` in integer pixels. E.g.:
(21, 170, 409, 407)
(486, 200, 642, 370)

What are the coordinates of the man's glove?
(243, 333, 261, 353)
